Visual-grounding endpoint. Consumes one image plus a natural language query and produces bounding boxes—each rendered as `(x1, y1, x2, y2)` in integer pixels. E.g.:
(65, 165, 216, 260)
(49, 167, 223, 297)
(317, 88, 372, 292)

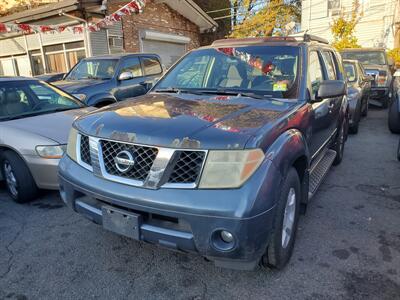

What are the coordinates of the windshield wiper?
(153, 88, 205, 95)
(193, 89, 270, 100)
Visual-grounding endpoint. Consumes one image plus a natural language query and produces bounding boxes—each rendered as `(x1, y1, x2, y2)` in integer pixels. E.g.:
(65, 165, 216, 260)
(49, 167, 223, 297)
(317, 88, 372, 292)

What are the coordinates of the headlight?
(377, 70, 388, 87)
(36, 145, 66, 159)
(66, 127, 78, 162)
(72, 94, 86, 101)
(199, 149, 265, 189)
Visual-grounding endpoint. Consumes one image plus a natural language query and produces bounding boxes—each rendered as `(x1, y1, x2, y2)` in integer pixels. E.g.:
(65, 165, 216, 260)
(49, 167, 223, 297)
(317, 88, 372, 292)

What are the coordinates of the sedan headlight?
(73, 94, 86, 101)
(199, 149, 265, 189)
(66, 127, 78, 162)
(36, 145, 66, 159)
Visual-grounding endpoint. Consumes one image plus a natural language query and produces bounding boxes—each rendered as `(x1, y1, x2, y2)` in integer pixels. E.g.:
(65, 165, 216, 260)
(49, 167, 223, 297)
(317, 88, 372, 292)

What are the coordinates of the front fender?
(86, 93, 117, 107)
(265, 129, 310, 176)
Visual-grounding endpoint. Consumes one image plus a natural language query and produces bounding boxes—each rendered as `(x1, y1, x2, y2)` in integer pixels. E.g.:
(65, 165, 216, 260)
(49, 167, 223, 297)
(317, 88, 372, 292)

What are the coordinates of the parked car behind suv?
(59, 35, 349, 271)
(343, 59, 371, 133)
(54, 53, 163, 107)
(341, 48, 394, 108)
(0, 77, 93, 203)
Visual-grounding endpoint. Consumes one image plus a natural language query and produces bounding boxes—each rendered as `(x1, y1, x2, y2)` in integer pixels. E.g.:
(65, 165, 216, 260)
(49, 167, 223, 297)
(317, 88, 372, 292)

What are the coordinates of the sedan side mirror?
(118, 71, 134, 81)
(317, 80, 346, 99)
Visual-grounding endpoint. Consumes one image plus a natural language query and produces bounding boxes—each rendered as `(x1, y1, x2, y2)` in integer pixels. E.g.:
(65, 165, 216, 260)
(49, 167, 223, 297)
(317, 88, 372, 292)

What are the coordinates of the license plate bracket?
(102, 206, 141, 240)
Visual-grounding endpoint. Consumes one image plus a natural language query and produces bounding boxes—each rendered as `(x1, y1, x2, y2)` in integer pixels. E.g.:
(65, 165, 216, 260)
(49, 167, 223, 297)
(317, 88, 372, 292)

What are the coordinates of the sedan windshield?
(0, 81, 85, 121)
(154, 46, 300, 99)
(341, 51, 386, 66)
(66, 59, 118, 80)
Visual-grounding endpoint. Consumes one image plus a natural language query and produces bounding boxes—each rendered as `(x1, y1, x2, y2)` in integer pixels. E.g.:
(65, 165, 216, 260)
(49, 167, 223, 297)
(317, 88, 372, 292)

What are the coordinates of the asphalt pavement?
(0, 108, 400, 300)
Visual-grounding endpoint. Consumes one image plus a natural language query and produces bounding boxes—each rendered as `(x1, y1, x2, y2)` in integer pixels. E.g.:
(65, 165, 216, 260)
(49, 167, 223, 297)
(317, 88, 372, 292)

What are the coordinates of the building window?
(44, 41, 86, 74)
(31, 50, 44, 76)
(328, 0, 341, 16)
(108, 35, 124, 53)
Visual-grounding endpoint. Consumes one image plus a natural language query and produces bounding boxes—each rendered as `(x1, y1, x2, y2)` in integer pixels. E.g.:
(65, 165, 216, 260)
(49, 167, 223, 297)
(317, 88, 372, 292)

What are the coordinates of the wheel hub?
(282, 187, 296, 248)
(4, 161, 18, 198)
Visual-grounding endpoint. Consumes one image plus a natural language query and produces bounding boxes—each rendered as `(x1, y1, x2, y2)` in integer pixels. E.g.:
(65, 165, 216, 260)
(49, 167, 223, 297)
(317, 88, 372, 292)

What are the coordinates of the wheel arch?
(265, 129, 310, 210)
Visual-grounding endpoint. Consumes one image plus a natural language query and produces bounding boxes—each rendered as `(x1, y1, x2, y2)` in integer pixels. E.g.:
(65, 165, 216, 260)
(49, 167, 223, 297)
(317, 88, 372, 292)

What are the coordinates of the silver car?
(0, 77, 93, 203)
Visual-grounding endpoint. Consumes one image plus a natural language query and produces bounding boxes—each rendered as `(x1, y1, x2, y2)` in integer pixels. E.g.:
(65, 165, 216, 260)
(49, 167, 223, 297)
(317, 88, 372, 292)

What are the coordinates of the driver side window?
(308, 51, 324, 100)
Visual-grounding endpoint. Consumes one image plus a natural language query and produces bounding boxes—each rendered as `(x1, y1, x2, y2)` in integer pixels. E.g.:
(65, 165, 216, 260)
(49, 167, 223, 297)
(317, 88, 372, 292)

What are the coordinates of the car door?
(139, 55, 163, 89)
(308, 50, 333, 159)
(321, 50, 342, 140)
(114, 56, 147, 101)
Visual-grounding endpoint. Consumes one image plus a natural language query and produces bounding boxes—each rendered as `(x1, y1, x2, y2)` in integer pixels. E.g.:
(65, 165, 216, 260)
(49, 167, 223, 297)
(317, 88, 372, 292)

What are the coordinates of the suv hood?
(74, 93, 297, 150)
(5, 107, 94, 144)
(53, 79, 106, 94)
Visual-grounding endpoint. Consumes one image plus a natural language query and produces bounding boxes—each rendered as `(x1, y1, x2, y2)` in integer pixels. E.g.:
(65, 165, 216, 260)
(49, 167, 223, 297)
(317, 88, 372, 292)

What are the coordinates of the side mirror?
(316, 80, 346, 100)
(118, 71, 134, 81)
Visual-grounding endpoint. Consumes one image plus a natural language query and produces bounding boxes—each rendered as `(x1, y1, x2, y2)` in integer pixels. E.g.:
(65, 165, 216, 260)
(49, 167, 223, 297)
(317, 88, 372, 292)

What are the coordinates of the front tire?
(389, 99, 400, 134)
(1, 151, 38, 203)
(262, 167, 301, 270)
(332, 118, 346, 166)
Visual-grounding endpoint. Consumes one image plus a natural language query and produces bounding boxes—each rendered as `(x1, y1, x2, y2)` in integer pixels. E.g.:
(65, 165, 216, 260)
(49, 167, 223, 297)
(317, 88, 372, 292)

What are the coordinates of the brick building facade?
(108, 0, 217, 67)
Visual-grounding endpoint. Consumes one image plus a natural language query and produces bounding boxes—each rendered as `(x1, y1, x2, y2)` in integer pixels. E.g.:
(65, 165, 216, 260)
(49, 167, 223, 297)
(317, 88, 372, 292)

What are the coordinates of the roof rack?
(211, 34, 329, 47)
(302, 34, 329, 44)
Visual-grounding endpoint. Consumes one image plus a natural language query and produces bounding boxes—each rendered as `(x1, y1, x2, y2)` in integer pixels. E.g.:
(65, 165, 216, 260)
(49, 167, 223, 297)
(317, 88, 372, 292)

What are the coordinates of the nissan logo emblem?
(114, 150, 135, 173)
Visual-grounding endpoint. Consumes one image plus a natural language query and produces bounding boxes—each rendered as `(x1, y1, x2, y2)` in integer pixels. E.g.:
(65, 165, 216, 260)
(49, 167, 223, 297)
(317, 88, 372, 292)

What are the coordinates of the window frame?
(307, 50, 326, 101)
(139, 55, 163, 76)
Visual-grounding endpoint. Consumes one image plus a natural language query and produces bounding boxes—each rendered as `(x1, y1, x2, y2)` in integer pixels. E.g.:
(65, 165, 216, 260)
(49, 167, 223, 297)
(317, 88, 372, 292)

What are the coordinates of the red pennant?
(0, 23, 7, 33)
(39, 25, 53, 33)
(127, 1, 139, 11)
(17, 23, 32, 33)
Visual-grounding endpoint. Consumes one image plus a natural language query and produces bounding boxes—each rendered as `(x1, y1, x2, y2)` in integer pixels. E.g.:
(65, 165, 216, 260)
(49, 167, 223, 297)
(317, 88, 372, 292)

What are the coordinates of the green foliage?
(387, 48, 400, 67)
(229, 0, 301, 38)
(331, 0, 362, 50)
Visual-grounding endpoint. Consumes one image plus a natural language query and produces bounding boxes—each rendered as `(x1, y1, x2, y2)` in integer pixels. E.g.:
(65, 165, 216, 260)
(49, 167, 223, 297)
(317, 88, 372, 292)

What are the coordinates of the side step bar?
(309, 149, 337, 199)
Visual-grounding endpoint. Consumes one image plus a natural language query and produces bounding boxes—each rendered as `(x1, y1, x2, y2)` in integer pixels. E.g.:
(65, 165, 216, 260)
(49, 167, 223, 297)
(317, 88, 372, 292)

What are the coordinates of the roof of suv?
(341, 48, 386, 52)
(82, 53, 160, 60)
(209, 35, 329, 48)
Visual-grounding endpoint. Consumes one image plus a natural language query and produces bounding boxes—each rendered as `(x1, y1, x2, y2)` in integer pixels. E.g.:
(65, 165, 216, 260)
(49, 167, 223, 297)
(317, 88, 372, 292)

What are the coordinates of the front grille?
(80, 135, 92, 166)
(168, 151, 205, 184)
(100, 140, 158, 181)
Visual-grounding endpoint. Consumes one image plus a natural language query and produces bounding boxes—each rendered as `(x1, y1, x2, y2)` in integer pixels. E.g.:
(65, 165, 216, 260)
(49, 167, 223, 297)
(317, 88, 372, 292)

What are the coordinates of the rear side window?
(308, 51, 324, 100)
(321, 51, 337, 80)
(141, 57, 162, 76)
(120, 57, 143, 77)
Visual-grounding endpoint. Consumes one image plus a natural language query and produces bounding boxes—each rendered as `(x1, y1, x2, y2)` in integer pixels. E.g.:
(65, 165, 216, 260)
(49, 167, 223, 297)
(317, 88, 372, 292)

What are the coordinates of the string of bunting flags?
(0, 0, 146, 34)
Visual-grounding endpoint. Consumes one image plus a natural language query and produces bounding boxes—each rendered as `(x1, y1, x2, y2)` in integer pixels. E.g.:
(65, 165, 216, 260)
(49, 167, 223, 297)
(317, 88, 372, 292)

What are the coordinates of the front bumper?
(58, 155, 281, 270)
(24, 154, 60, 189)
(370, 87, 389, 101)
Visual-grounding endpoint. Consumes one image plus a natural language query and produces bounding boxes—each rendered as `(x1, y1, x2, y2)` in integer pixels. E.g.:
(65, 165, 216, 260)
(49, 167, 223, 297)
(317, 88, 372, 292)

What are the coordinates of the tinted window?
(155, 46, 300, 99)
(141, 57, 162, 76)
(344, 62, 357, 82)
(67, 59, 118, 80)
(120, 57, 143, 77)
(308, 51, 324, 100)
(341, 51, 386, 65)
(322, 51, 337, 80)
(0, 81, 84, 121)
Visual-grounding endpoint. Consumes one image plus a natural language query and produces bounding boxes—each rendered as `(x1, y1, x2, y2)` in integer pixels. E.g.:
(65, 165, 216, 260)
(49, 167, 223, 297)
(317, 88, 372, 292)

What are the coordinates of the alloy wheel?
(4, 161, 18, 198)
(282, 187, 296, 248)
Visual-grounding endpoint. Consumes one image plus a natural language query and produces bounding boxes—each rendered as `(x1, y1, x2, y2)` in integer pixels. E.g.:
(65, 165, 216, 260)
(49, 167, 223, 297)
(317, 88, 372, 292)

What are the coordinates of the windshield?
(66, 59, 118, 80)
(341, 51, 386, 65)
(0, 80, 84, 121)
(344, 63, 357, 82)
(154, 46, 300, 99)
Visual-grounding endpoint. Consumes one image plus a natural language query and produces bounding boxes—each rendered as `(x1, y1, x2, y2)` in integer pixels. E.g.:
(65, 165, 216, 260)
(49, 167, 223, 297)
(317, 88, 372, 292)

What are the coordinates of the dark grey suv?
(59, 35, 349, 270)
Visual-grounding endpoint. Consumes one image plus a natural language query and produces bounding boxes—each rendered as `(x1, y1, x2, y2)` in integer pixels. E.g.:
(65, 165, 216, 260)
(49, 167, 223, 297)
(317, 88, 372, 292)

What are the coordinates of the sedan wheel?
(4, 160, 18, 199)
(1, 151, 38, 203)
